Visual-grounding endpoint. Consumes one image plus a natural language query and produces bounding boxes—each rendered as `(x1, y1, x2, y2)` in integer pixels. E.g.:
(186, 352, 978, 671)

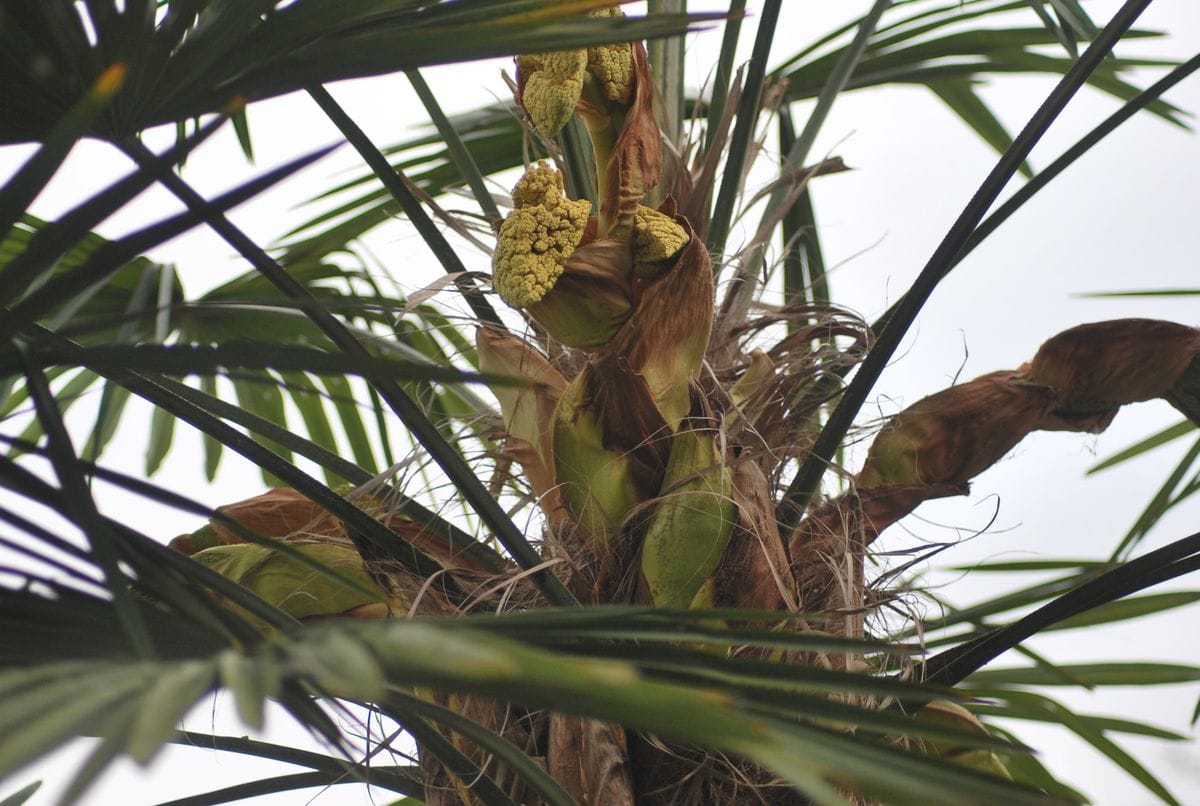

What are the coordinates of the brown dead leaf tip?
(1024, 319, 1200, 413)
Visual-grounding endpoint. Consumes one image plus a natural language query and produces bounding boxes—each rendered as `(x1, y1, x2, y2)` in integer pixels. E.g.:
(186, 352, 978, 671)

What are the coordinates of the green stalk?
(648, 0, 686, 145)
(15, 348, 153, 656)
(704, 0, 747, 153)
(406, 68, 501, 221)
(724, 0, 889, 323)
(578, 73, 626, 236)
(557, 117, 598, 206)
(707, 0, 782, 255)
(922, 530, 1200, 686)
(307, 86, 503, 329)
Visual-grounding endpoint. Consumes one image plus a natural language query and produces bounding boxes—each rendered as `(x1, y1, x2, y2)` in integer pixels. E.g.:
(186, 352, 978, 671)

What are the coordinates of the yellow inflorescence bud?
(493, 163, 591, 308)
(493, 205, 590, 307)
(511, 161, 567, 208)
(586, 9, 634, 105)
(633, 205, 689, 279)
(517, 49, 588, 136)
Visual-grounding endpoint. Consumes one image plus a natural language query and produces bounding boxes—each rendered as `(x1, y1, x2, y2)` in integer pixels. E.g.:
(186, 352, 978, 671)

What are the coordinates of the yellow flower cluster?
(633, 205, 688, 278)
(493, 163, 592, 308)
(585, 9, 634, 104)
(516, 50, 587, 135)
(516, 7, 635, 136)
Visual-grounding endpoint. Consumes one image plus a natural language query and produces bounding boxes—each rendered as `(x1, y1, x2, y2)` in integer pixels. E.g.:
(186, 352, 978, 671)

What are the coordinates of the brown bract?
(577, 356, 673, 503)
(477, 327, 569, 524)
(605, 212, 713, 430)
(170, 487, 341, 554)
(545, 212, 714, 549)
(171, 487, 495, 578)
(600, 42, 661, 237)
(524, 236, 636, 350)
(791, 318, 1200, 598)
(715, 459, 796, 612)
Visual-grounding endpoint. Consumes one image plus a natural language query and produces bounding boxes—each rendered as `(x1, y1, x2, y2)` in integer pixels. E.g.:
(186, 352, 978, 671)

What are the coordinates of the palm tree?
(2, 1, 1198, 804)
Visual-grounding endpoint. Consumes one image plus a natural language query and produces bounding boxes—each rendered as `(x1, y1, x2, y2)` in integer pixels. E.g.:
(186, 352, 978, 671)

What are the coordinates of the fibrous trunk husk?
(548, 714, 635, 805)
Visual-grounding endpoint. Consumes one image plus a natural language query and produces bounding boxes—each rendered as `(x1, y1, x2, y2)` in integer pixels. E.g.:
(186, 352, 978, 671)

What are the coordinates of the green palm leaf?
(0, 1, 723, 143)
(0, 595, 1054, 805)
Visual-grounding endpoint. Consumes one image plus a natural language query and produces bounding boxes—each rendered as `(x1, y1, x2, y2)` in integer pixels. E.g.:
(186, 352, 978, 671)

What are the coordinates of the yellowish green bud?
(191, 541, 394, 627)
(493, 163, 591, 308)
(552, 368, 645, 537)
(494, 164, 637, 350)
(911, 700, 1014, 780)
(639, 425, 735, 609)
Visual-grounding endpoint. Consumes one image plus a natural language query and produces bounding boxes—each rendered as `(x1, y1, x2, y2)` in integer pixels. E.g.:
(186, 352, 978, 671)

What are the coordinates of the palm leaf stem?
(647, 0, 686, 144)
(11, 325, 457, 588)
(81, 265, 157, 465)
(725, 0, 890, 322)
(777, 0, 1155, 530)
(114, 138, 574, 607)
(0, 431, 400, 606)
(0, 343, 510, 387)
(870, 49, 1200, 340)
(385, 691, 576, 806)
(0, 64, 125, 243)
(154, 770, 405, 806)
(0, 113, 227, 308)
(707, 0, 782, 253)
(703, 0, 747, 153)
(157, 381, 505, 573)
(405, 68, 501, 221)
(0, 508, 104, 589)
(922, 528, 1200, 685)
(143, 380, 501, 571)
(1107, 432, 1200, 562)
(558, 117, 599, 207)
(777, 45, 1200, 509)
(13, 346, 153, 655)
(0, 454, 293, 638)
(307, 84, 503, 329)
(0, 145, 336, 340)
(777, 112, 832, 328)
(2, 396, 508, 581)
(169, 731, 419, 789)
(380, 698, 519, 806)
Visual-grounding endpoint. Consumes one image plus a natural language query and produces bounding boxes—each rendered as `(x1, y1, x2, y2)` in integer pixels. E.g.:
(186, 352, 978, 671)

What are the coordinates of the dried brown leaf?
(857, 372, 1057, 489)
(1023, 319, 1200, 417)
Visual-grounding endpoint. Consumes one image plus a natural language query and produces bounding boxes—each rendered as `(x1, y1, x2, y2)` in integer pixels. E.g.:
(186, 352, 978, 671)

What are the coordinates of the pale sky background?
(3, 1, 1200, 803)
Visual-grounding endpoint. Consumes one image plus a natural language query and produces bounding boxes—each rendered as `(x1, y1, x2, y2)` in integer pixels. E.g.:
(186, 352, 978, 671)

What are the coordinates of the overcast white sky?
(4, 1, 1200, 803)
